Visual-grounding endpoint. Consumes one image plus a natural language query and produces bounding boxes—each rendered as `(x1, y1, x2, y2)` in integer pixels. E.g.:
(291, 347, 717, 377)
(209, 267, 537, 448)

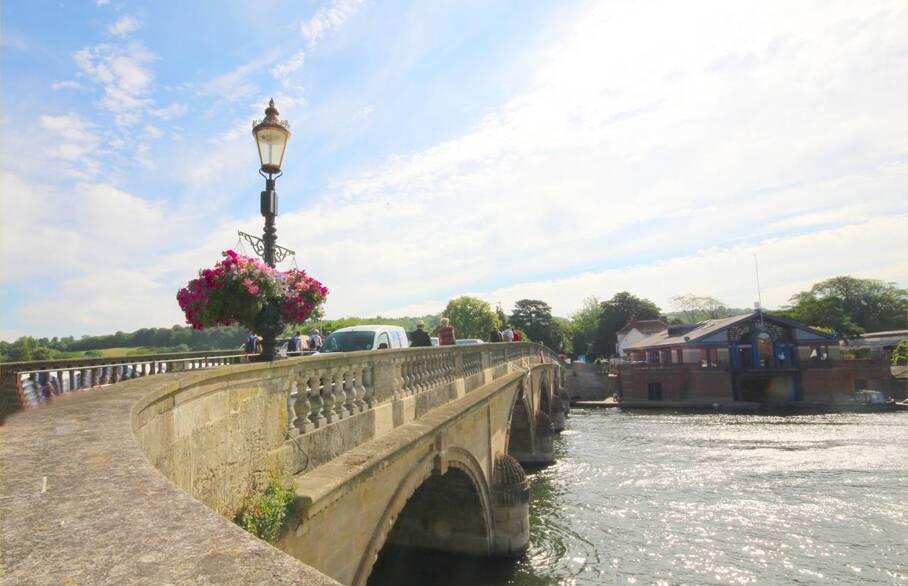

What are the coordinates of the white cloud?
(74, 42, 156, 126)
(51, 80, 82, 90)
(96, 0, 110, 5)
(148, 103, 187, 120)
(143, 124, 162, 139)
(300, 0, 365, 45)
(271, 50, 306, 82)
(273, 0, 907, 320)
(26, 113, 102, 179)
(108, 16, 141, 37)
(196, 53, 279, 102)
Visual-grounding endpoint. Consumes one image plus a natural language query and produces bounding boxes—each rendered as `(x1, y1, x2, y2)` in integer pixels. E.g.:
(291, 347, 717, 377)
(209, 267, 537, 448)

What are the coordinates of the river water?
(371, 410, 907, 585)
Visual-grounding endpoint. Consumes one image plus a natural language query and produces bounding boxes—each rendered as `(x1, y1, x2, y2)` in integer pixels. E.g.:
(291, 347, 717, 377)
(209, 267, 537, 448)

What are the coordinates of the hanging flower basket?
(176, 250, 328, 331)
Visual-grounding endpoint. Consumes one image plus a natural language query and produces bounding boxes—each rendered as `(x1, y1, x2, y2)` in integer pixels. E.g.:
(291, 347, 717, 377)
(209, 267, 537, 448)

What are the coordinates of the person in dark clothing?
(410, 322, 432, 347)
(489, 328, 503, 343)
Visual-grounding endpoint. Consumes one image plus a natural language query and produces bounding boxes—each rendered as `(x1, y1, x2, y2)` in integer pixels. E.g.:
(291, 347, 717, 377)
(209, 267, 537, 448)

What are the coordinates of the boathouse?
(619, 311, 894, 405)
(615, 319, 669, 357)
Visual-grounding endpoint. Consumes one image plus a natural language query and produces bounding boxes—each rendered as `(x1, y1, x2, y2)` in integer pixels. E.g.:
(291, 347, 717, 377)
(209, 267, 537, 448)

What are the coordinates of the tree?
(669, 294, 733, 323)
(569, 296, 602, 356)
(780, 276, 907, 336)
(594, 292, 662, 357)
(773, 295, 863, 338)
(442, 296, 501, 340)
(510, 299, 553, 345)
(892, 340, 908, 366)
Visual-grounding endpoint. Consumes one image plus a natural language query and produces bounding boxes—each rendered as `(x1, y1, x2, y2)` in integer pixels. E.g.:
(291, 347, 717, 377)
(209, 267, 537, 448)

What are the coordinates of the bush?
(892, 340, 908, 366)
(234, 480, 295, 542)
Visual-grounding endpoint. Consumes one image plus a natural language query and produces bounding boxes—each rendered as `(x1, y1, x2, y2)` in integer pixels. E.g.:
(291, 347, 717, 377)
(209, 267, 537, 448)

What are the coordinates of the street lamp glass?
(254, 125, 289, 174)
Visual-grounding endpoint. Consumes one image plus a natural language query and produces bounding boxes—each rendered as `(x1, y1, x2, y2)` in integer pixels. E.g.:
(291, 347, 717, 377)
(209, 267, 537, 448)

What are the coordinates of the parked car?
(455, 339, 485, 346)
(319, 325, 410, 353)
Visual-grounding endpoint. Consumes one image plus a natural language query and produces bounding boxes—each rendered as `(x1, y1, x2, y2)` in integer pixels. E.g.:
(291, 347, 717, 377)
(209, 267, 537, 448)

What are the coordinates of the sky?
(1, 0, 906, 340)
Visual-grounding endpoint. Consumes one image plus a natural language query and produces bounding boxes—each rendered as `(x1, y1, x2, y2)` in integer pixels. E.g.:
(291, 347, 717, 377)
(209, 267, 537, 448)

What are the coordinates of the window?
(322, 331, 375, 353)
(809, 345, 829, 361)
(376, 333, 391, 349)
(649, 351, 660, 366)
(647, 382, 663, 400)
(676, 349, 683, 364)
(700, 348, 719, 368)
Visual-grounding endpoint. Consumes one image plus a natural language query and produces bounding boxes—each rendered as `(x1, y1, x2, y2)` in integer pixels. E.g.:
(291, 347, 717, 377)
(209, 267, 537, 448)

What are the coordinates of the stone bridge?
(0, 342, 568, 585)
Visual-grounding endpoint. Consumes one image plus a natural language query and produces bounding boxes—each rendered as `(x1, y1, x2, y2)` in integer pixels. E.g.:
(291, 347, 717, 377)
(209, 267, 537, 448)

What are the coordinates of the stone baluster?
(405, 356, 420, 395)
(287, 378, 301, 435)
(317, 371, 334, 424)
(363, 365, 375, 407)
(433, 353, 442, 387)
(287, 376, 312, 433)
(343, 368, 356, 415)
(354, 364, 367, 411)
(401, 357, 412, 395)
(332, 372, 346, 420)
(422, 354, 431, 389)
(306, 373, 325, 428)
(410, 355, 420, 393)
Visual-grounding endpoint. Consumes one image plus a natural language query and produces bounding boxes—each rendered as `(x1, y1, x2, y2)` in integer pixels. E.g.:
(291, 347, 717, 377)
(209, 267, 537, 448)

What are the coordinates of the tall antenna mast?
(754, 253, 764, 325)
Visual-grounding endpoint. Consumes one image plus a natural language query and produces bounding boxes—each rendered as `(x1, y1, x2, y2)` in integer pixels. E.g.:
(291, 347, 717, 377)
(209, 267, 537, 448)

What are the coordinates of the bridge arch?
(505, 382, 535, 464)
(355, 447, 493, 586)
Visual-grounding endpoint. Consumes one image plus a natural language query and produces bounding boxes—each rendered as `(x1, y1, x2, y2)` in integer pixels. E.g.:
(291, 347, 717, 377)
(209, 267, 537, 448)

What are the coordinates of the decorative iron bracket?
(238, 230, 296, 264)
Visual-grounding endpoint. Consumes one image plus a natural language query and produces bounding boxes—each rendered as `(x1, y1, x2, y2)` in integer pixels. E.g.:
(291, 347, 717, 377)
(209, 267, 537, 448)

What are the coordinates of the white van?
(319, 325, 410, 353)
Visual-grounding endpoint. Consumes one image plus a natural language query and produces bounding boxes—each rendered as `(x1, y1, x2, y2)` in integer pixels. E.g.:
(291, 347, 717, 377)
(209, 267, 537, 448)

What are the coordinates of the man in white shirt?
(502, 326, 515, 342)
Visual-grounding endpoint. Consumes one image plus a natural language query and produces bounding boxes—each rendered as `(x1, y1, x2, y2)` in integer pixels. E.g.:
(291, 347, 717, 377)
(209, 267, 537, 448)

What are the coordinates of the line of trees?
(4, 275, 903, 363)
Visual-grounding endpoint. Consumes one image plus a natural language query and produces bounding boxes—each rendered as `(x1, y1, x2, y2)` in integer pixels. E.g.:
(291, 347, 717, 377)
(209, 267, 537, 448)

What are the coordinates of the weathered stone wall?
(132, 343, 558, 518)
(133, 364, 295, 514)
(565, 362, 608, 401)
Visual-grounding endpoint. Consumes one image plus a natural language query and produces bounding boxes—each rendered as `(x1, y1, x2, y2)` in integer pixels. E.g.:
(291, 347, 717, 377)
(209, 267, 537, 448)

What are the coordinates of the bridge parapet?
(1, 342, 564, 585)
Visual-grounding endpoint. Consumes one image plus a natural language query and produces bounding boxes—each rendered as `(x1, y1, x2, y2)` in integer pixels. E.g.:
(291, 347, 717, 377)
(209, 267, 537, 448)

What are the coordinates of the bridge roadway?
(0, 342, 567, 585)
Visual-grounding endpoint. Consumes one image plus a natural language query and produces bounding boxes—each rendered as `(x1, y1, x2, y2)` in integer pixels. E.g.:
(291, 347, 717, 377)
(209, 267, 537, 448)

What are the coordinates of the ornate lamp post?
(251, 98, 291, 360)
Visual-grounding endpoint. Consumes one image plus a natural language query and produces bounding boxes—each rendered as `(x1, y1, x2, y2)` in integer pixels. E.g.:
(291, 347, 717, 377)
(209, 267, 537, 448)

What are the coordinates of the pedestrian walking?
(438, 317, 456, 346)
(310, 329, 323, 351)
(513, 329, 522, 342)
(410, 322, 432, 347)
(489, 327, 503, 343)
(290, 331, 303, 354)
(502, 325, 514, 342)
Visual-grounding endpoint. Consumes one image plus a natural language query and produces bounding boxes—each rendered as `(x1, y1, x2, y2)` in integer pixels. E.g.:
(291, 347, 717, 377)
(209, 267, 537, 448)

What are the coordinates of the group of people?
(407, 318, 526, 348)
(287, 329, 323, 354)
(489, 325, 522, 343)
(408, 318, 457, 347)
(244, 329, 324, 355)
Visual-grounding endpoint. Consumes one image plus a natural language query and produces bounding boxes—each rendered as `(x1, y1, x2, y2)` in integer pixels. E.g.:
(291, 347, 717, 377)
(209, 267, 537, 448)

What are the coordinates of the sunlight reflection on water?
(515, 411, 908, 585)
(368, 411, 907, 585)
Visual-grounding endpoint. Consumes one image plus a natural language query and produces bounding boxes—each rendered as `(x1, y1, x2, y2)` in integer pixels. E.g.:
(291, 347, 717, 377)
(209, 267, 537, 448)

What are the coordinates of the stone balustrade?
(0, 349, 255, 422)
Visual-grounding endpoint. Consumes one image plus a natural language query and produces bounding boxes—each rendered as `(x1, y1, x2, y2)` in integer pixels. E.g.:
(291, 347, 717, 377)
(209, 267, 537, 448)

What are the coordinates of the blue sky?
(1, 0, 906, 339)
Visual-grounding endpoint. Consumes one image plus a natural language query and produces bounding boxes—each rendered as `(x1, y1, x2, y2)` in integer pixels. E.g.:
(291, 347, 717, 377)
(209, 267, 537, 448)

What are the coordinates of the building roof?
(617, 319, 668, 336)
(626, 311, 836, 350)
(858, 330, 908, 339)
